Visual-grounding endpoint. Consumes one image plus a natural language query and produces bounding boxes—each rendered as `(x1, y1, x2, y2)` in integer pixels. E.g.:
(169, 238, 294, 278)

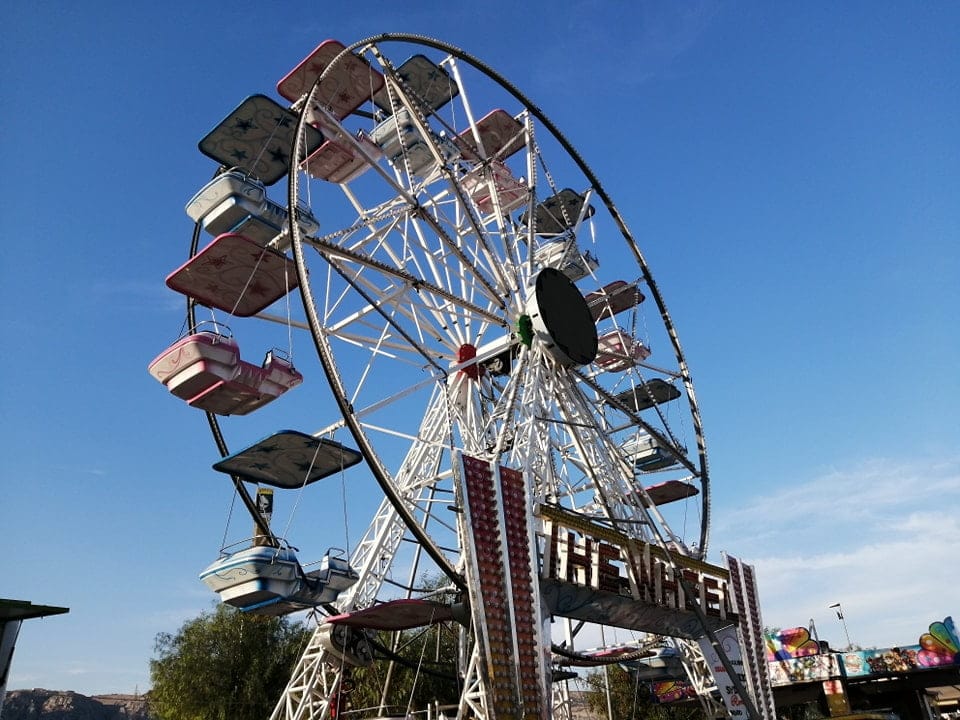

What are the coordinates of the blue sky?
(4, 1, 958, 696)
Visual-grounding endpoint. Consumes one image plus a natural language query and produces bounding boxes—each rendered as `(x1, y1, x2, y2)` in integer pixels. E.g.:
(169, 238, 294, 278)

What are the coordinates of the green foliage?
(582, 666, 704, 720)
(342, 623, 463, 716)
(342, 576, 462, 716)
(778, 701, 827, 720)
(149, 604, 310, 720)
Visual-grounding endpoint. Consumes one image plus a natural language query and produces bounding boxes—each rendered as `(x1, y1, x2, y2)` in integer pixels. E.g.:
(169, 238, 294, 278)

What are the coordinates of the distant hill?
(2, 690, 152, 720)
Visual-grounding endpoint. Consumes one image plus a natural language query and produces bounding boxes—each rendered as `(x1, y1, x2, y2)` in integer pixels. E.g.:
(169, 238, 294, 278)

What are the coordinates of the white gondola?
(621, 433, 681, 472)
(370, 108, 459, 177)
(534, 235, 599, 282)
(185, 170, 319, 247)
(200, 542, 301, 608)
(595, 330, 650, 372)
(200, 542, 359, 614)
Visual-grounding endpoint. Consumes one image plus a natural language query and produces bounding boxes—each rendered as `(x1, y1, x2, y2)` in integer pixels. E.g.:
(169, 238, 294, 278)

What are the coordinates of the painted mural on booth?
(837, 617, 958, 677)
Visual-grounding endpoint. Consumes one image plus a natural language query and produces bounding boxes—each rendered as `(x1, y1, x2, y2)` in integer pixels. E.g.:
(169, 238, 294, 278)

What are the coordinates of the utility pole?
(829, 603, 852, 649)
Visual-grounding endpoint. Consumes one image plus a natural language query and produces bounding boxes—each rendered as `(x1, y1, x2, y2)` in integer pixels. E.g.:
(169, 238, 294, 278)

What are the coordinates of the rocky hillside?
(2, 690, 152, 720)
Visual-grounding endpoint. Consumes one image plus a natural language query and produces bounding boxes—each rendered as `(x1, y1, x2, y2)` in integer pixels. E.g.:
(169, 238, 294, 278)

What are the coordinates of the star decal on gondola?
(269, 146, 288, 165)
(201, 254, 229, 269)
(247, 280, 270, 297)
(233, 117, 255, 132)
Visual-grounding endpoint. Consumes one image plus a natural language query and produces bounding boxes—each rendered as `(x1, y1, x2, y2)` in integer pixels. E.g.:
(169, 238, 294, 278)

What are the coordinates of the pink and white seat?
(149, 330, 302, 416)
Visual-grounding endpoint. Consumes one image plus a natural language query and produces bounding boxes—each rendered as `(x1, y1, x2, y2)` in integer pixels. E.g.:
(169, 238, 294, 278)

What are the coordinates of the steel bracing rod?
(476, 350, 529, 460)
(445, 58, 528, 276)
(346, 390, 456, 606)
(368, 49, 515, 301)
(307, 68, 507, 315)
(508, 348, 562, 503)
(671, 639, 726, 720)
(377, 507, 429, 713)
(551, 370, 692, 548)
(457, 643, 489, 720)
(312, 256, 498, 368)
(289, 98, 464, 591)
(339, 32, 711, 555)
(269, 497, 405, 720)
(302, 232, 507, 329)
(273, 393, 459, 720)
(268, 627, 338, 720)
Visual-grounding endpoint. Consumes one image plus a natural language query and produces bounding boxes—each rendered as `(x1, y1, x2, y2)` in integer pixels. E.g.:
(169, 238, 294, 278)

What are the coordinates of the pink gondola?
(584, 280, 645, 321)
(276, 39, 384, 119)
(456, 109, 525, 161)
(595, 330, 651, 372)
(148, 327, 302, 416)
(463, 161, 528, 215)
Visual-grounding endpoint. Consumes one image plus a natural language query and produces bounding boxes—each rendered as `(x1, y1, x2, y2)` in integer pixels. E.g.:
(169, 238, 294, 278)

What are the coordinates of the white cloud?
(713, 456, 960, 648)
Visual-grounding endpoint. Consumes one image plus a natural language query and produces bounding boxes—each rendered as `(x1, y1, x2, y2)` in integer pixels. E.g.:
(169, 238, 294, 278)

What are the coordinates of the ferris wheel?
(151, 33, 744, 720)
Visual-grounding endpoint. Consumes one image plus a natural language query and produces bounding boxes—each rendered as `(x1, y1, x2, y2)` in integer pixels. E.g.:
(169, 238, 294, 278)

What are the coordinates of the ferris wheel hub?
(525, 268, 598, 366)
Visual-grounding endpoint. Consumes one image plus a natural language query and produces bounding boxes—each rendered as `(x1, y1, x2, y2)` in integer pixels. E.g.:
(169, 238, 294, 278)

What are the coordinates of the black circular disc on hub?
(530, 268, 598, 366)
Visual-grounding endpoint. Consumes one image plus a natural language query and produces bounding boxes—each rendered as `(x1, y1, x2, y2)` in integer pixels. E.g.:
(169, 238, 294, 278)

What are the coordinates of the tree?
(340, 622, 463, 716)
(150, 604, 310, 720)
(582, 665, 704, 720)
(341, 578, 463, 716)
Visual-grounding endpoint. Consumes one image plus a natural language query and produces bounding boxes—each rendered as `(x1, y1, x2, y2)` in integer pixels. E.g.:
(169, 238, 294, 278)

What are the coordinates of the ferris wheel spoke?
(308, 234, 508, 331)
